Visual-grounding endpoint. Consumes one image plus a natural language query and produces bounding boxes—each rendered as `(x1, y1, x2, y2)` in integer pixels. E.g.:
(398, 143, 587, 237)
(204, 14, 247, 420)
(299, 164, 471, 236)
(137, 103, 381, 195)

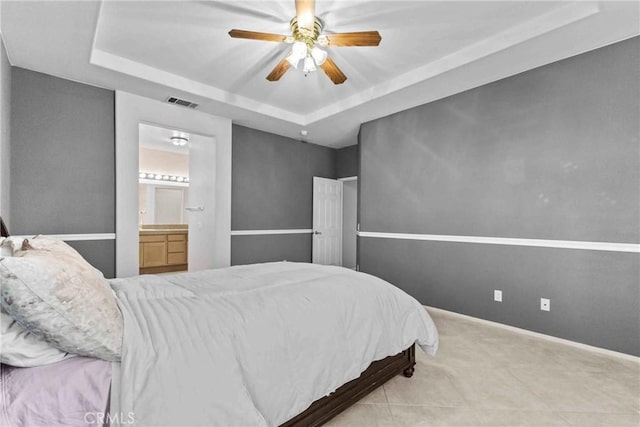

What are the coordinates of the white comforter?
(109, 262, 438, 427)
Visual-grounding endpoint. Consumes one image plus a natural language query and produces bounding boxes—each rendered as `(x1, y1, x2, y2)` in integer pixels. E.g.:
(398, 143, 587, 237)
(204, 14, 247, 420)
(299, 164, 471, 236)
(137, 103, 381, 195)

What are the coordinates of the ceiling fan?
(228, 0, 381, 84)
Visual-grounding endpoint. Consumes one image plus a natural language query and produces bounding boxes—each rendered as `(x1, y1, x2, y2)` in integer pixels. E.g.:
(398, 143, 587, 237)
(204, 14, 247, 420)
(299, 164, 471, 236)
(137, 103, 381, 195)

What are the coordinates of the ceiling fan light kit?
(287, 16, 326, 75)
(228, 0, 381, 84)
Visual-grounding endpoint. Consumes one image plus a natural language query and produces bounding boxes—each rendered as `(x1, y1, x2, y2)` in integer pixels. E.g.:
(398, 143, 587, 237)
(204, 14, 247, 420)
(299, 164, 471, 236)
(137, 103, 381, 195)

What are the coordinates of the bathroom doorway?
(115, 91, 231, 278)
(138, 124, 190, 274)
(137, 123, 215, 274)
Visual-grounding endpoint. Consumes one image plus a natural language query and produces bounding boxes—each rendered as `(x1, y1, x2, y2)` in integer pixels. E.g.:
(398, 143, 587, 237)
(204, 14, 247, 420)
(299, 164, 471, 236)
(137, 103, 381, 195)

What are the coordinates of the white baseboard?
(358, 231, 639, 253)
(425, 305, 640, 363)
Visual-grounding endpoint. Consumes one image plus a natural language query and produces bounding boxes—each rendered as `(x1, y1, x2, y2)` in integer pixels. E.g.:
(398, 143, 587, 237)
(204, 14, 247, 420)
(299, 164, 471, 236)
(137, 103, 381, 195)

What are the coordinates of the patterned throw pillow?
(0, 238, 122, 361)
(0, 237, 75, 366)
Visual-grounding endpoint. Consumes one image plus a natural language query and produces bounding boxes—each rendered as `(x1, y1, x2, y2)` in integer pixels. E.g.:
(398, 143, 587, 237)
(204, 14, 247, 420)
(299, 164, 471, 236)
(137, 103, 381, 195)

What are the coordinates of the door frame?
(115, 91, 232, 278)
(338, 176, 357, 182)
(338, 176, 358, 269)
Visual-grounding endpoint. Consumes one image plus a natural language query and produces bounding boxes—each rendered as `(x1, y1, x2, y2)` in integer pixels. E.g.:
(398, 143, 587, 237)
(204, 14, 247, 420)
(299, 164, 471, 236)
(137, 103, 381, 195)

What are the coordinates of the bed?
(0, 218, 438, 426)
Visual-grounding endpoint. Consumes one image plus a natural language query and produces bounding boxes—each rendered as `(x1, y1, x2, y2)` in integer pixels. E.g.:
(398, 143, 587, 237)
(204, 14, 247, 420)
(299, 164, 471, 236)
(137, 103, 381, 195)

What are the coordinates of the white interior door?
(341, 179, 357, 269)
(312, 177, 343, 265)
(187, 134, 216, 271)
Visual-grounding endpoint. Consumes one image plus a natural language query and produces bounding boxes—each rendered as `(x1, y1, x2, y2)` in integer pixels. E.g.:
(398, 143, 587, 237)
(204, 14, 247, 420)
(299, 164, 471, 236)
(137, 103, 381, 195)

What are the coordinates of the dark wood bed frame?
(0, 216, 8, 239)
(281, 344, 416, 426)
(0, 216, 417, 426)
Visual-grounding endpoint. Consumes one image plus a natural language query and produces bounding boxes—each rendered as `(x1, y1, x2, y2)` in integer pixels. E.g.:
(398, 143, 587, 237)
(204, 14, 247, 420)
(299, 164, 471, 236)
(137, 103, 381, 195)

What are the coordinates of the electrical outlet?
(494, 290, 502, 302)
(540, 298, 550, 311)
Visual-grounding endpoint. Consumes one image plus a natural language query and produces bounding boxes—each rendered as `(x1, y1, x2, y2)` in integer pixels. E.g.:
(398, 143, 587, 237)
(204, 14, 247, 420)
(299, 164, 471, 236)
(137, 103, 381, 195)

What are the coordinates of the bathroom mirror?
(139, 182, 189, 225)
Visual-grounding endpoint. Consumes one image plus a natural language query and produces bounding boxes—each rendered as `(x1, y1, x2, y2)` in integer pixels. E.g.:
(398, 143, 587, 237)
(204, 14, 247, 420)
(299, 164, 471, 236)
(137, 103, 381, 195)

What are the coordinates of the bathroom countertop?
(139, 228, 188, 235)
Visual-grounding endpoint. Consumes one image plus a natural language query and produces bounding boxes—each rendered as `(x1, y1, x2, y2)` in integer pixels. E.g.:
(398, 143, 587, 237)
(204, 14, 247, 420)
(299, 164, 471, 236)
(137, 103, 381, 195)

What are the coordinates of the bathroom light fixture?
(139, 171, 189, 184)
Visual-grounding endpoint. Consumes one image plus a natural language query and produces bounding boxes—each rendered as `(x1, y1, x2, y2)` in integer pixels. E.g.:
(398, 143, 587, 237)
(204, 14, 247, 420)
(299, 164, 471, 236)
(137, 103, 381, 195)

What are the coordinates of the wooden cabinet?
(167, 234, 187, 265)
(140, 235, 167, 267)
(139, 231, 188, 274)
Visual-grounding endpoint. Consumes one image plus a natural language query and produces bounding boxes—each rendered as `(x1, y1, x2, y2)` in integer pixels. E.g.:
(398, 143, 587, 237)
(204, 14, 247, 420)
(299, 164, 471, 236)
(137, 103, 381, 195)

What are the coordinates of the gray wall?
(10, 68, 115, 277)
(0, 36, 10, 227)
(358, 37, 640, 355)
(67, 240, 115, 279)
(231, 234, 312, 265)
(231, 125, 336, 264)
(336, 144, 359, 178)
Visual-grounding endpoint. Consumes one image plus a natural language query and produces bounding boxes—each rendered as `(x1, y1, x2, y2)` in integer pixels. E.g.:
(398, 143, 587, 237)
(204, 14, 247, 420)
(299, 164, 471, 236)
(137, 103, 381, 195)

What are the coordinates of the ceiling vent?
(166, 96, 198, 109)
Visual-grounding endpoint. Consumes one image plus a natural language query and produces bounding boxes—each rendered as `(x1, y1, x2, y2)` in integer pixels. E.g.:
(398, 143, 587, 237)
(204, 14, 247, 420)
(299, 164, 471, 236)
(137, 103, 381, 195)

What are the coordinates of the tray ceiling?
(2, 1, 638, 147)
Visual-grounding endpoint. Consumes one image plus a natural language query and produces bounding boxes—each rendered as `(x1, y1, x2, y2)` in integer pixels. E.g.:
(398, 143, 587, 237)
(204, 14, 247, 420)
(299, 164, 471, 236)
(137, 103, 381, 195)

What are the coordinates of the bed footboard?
(280, 344, 416, 427)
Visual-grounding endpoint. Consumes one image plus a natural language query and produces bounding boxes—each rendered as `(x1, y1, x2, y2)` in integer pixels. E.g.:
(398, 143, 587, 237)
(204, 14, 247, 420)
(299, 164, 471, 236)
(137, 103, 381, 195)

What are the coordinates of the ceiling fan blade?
(325, 31, 382, 47)
(320, 57, 347, 85)
(295, 0, 316, 30)
(266, 57, 292, 81)
(228, 29, 288, 43)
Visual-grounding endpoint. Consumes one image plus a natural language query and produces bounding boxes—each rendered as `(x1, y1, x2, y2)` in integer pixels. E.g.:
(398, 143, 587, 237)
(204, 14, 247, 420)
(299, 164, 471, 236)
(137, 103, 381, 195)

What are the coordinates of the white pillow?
(0, 238, 123, 362)
(1, 307, 74, 367)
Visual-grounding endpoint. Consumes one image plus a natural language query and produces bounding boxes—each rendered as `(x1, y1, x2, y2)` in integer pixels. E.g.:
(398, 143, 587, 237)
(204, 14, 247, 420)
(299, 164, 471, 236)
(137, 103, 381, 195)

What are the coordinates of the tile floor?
(326, 309, 640, 427)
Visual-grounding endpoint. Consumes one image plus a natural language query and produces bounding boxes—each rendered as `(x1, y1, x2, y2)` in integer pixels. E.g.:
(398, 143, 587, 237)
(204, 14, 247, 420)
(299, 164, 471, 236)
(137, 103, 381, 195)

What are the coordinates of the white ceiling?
(139, 122, 212, 155)
(139, 123, 189, 155)
(2, 1, 638, 148)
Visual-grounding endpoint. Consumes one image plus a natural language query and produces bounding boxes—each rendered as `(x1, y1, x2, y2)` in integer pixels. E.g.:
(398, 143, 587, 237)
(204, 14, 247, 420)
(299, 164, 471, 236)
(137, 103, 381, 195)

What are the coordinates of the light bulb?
(286, 53, 300, 69)
(294, 42, 307, 56)
(310, 46, 327, 66)
(286, 41, 307, 68)
(303, 56, 316, 74)
(139, 173, 146, 179)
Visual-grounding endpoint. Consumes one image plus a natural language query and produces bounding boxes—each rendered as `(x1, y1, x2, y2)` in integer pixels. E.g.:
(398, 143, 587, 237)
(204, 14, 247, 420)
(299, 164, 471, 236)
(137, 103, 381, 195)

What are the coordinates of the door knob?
(313, 230, 322, 235)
